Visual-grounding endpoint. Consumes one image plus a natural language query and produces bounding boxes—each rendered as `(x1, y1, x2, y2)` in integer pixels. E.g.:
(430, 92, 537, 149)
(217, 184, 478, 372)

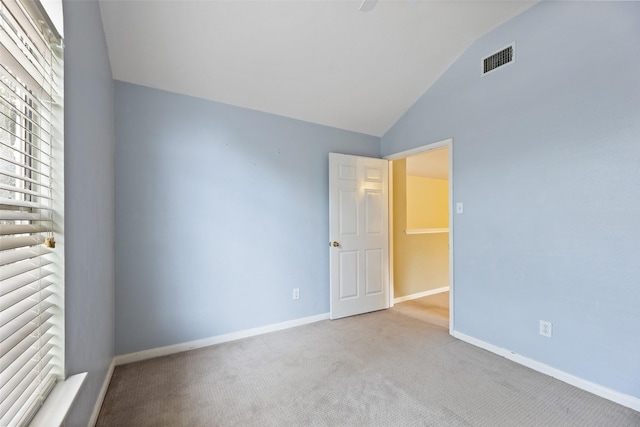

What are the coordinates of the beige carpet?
(96, 294, 639, 426)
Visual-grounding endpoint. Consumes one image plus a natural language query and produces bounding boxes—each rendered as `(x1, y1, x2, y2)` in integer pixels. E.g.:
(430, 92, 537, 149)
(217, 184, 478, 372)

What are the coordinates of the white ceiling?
(406, 147, 448, 180)
(99, 0, 536, 137)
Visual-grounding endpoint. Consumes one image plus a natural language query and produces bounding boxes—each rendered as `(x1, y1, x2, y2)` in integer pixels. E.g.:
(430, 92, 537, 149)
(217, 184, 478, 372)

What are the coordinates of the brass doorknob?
(332, 241, 340, 247)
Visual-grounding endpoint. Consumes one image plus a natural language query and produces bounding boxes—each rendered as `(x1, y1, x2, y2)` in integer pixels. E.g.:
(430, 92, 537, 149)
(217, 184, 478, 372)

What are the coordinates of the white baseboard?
(452, 331, 640, 413)
(88, 358, 115, 427)
(114, 312, 330, 366)
(394, 286, 449, 304)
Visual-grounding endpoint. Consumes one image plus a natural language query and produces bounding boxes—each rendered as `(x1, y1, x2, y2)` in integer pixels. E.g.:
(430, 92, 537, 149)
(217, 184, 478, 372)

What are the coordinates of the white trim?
(114, 313, 330, 366)
(394, 286, 449, 304)
(405, 228, 449, 235)
(448, 139, 454, 334)
(388, 160, 395, 308)
(452, 331, 640, 412)
(29, 372, 87, 427)
(384, 138, 455, 334)
(88, 359, 115, 427)
(384, 138, 452, 161)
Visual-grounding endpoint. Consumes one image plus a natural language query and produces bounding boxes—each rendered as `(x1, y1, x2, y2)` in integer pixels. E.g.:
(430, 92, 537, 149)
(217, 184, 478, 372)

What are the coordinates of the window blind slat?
(0, 335, 37, 376)
(0, 247, 51, 266)
(0, 315, 55, 380)
(1, 1, 58, 88)
(0, 176, 49, 192)
(0, 183, 52, 200)
(0, 336, 48, 391)
(1, 281, 53, 312)
(0, 154, 51, 179)
(0, 319, 52, 360)
(0, 351, 38, 398)
(12, 374, 56, 427)
(0, 197, 50, 210)
(0, 290, 54, 329)
(0, 33, 52, 99)
(1, 0, 52, 66)
(5, 278, 54, 310)
(2, 364, 55, 426)
(0, 211, 43, 222)
(0, 22, 57, 94)
(0, 256, 52, 278)
(0, 333, 52, 388)
(0, 110, 53, 155)
(0, 168, 47, 186)
(0, 128, 54, 163)
(9, 366, 55, 427)
(0, 268, 52, 297)
(0, 76, 56, 122)
(0, 138, 53, 167)
(0, 88, 55, 132)
(0, 369, 38, 422)
(0, 223, 50, 236)
(0, 320, 55, 423)
(0, 236, 43, 252)
(0, 341, 54, 394)
(0, 302, 54, 342)
(0, 63, 56, 118)
(0, 95, 55, 145)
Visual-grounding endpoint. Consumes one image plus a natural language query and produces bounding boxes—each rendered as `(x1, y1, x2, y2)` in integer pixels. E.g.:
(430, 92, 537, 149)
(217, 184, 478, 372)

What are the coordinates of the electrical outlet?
(539, 320, 552, 338)
(292, 288, 300, 300)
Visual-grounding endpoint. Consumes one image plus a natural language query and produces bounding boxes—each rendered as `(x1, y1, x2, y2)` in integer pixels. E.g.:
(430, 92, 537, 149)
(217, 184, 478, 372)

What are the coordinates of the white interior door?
(329, 153, 389, 320)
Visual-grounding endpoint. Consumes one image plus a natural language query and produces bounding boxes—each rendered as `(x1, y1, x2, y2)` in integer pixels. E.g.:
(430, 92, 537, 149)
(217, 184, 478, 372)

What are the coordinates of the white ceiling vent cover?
(482, 43, 515, 75)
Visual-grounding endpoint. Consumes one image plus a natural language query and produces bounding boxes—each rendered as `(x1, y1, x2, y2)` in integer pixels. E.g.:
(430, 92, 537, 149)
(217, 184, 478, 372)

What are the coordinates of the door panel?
(365, 190, 383, 235)
(339, 251, 359, 299)
(339, 189, 358, 235)
(329, 153, 389, 319)
(365, 249, 383, 295)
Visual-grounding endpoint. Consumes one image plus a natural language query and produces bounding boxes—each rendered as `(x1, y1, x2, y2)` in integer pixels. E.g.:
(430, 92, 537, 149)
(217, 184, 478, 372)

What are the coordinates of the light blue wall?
(114, 82, 380, 355)
(383, 2, 640, 399)
(63, 1, 115, 425)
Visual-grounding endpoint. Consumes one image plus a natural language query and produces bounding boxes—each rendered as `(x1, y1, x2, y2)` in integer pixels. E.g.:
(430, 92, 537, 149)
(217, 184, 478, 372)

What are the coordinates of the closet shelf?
(405, 228, 449, 235)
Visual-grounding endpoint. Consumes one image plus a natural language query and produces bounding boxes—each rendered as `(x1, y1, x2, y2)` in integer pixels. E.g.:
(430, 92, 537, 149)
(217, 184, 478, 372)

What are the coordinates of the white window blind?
(0, 0, 63, 425)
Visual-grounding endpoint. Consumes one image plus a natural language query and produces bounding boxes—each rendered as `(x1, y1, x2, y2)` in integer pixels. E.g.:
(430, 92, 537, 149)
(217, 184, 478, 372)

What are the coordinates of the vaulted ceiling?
(99, 0, 537, 137)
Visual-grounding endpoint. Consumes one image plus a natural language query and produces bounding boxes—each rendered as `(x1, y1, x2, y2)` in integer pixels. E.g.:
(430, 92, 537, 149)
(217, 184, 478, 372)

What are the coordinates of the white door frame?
(384, 138, 455, 334)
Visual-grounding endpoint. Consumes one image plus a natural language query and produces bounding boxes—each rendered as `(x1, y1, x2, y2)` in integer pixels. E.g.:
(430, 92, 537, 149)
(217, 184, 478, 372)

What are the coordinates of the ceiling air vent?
(482, 43, 515, 75)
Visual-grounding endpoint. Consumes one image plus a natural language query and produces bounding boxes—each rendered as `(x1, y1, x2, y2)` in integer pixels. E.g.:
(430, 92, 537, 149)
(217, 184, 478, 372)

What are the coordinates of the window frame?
(0, 0, 79, 425)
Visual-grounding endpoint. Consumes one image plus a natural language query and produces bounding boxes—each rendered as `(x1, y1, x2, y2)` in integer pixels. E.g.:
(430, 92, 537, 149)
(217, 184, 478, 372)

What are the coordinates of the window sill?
(29, 372, 87, 427)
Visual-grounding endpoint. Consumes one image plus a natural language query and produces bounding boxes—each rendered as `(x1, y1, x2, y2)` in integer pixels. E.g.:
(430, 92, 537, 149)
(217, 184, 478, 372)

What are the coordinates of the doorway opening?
(385, 139, 454, 333)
